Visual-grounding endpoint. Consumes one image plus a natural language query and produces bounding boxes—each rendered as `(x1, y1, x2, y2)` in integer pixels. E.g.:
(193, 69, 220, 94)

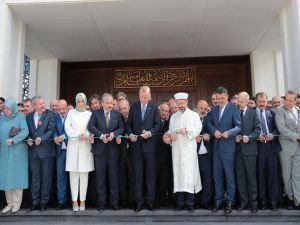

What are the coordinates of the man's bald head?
(58, 99, 68, 117)
(197, 100, 209, 117)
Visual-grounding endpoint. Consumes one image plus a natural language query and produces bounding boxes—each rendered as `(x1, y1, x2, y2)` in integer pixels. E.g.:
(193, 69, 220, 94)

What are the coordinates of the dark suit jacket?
(207, 103, 241, 153)
(156, 119, 171, 163)
(26, 109, 56, 160)
(257, 108, 281, 153)
(197, 115, 213, 157)
(237, 108, 261, 155)
(126, 101, 160, 153)
(87, 109, 124, 157)
(54, 113, 68, 155)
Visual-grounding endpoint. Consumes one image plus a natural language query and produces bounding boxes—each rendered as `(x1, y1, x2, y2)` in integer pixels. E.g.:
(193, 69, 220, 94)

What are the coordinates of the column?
(0, 0, 26, 100)
(280, 0, 300, 93)
(29, 59, 61, 105)
(250, 50, 285, 98)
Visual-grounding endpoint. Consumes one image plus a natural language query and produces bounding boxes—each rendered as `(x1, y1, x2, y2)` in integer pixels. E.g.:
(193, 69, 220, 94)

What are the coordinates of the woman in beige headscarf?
(65, 93, 94, 211)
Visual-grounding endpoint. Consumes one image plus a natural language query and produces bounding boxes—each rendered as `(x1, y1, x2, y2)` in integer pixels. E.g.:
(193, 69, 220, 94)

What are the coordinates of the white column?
(250, 50, 285, 98)
(0, 0, 26, 100)
(280, 0, 300, 93)
(30, 59, 61, 106)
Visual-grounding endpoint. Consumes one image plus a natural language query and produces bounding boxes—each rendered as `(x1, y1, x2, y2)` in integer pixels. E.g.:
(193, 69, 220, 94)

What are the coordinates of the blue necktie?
(141, 105, 146, 120)
(219, 106, 223, 121)
(240, 110, 244, 126)
(260, 110, 268, 134)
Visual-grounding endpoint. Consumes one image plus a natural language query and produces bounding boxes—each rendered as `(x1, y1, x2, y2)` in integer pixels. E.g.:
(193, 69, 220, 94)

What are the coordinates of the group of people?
(0, 86, 299, 214)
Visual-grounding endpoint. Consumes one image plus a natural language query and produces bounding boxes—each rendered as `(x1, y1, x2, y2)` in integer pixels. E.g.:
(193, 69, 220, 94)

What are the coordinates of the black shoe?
(237, 204, 247, 211)
(202, 203, 211, 210)
(135, 204, 142, 212)
(259, 201, 267, 210)
(175, 205, 183, 211)
(97, 204, 104, 211)
(40, 204, 47, 211)
(187, 206, 194, 212)
(251, 205, 258, 213)
(28, 204, 39, 211)
(287, 199, 294, 210)
(224, 203, 233, 214)
(56, 203, 65, 210)
(212, 202, 222, 212)
(269, 201, 278, 211)
(147, 203, 154, 211)
(112, 204, 119, 211)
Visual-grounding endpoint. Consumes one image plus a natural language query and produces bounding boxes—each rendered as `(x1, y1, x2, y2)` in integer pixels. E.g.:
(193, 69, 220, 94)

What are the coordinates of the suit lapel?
(219, 104, 230, 123)
(143, 103, 152, 122)
(108, 111, 113, 129)
(287, 109, 298, 127)
(100, 109, 108, 131)
(29, 113, 36, 131)
(36, 111, 45, 130)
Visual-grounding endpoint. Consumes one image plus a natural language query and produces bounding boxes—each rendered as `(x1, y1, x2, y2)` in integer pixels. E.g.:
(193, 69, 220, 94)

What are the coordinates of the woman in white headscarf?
(65, 93, 94, 211)
(0, 99, 29, 213)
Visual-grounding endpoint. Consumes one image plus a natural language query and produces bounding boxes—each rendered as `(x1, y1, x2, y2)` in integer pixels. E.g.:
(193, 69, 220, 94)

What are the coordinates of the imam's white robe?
(168, 108, 202, 194)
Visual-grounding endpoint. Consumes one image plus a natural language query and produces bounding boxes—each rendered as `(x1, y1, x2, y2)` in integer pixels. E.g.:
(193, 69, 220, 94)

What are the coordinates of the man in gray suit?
(235, 92, 261, 212)
(275, 90, 300, 209)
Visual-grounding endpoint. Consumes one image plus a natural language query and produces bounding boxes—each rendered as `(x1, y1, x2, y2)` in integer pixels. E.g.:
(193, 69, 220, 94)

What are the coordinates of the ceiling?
(7, 0, 288, 62)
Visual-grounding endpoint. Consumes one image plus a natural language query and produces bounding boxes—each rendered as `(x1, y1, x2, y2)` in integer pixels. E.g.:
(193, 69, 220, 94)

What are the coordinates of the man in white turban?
(163, 92, 202, 211)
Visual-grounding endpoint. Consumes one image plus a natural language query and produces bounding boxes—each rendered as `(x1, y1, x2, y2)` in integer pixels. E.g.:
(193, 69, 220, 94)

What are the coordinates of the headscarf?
(3, 98, 18, 120)
(75, 93, 87, 112)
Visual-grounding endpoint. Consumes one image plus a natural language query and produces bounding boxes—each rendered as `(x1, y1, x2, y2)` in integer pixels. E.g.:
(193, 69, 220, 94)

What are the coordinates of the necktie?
(219, 106, 223, 121)
(260, 110, 268, 134)
(141, 105, 146, 120)
(240, 109, 244, 125)
(36, 114, 41, 128)
(105, 112, 110, 127)
(200, 117, 204, 123)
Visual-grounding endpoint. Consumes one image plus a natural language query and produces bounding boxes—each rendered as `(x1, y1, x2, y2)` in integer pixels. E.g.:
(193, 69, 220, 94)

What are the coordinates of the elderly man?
(155, 102, 172, 208)
(117, 99, 134, 208)
(168, 98, 179, 115)
(235, 92, 261, 213)
(272, 96, 283, 109)
(164, 92, 202, 211)
(49, 99, 58, 113)
(275, 90, 300, 209)
(54, 99, 69, 209)
(126, 86, 160, 211)
(195, 100, 213, 209)
(88, 93, 124, 211)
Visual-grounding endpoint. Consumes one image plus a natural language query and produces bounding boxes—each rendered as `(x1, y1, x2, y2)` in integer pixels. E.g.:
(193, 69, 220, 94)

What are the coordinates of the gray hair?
(238, 91, 250, 101)
(32, 95, 43, 105)
(101, 93, 113, 102)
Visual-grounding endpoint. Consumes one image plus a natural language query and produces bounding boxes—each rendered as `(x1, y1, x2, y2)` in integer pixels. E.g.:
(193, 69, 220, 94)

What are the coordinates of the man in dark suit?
(256, 92, 281, 211)
(207, 87, 241, 214)
(155, 102, 172, 208)
(126, 86, 160, 211)
(87, 93, 124, 210)
(235, 92, 261, 212)
(53, 99, 68, 209)
(195, 100, 214, 209)
(26, 95, 56, 211)
(117, 99, 134, 208)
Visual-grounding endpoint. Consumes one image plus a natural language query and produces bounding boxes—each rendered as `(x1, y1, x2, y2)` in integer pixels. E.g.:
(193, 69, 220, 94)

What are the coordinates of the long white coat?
(168, 108, 202, 194)
(64, 109, 94, 172)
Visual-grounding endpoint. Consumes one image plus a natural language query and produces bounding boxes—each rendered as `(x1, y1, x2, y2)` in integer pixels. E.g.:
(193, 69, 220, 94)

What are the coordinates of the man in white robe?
(163, 92, 202, 211)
